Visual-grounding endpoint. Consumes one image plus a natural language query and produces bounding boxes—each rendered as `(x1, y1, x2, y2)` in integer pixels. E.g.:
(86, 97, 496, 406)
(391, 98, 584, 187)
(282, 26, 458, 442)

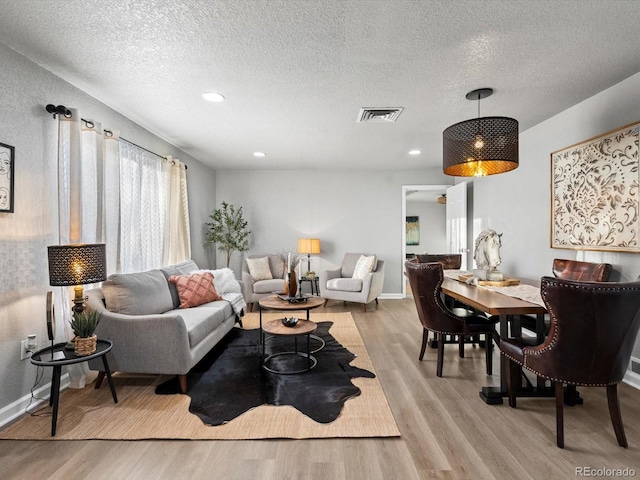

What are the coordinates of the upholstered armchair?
(319, 253, 385, 312)
(500, 276, 640, 448)
(241, 254, 286, 311)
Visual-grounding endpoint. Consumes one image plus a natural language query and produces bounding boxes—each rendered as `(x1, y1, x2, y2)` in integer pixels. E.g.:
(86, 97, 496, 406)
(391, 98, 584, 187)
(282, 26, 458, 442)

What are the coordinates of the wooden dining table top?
(441, 277, 546, 316)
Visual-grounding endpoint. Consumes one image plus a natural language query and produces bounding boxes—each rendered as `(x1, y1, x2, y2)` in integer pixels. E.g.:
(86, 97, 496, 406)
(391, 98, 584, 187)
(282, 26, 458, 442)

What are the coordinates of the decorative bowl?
(281, 317, 299, 328)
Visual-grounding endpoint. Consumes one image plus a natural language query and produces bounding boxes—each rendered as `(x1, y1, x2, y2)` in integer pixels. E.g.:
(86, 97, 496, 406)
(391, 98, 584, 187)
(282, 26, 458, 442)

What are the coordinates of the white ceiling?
(1, 0, 640, 171)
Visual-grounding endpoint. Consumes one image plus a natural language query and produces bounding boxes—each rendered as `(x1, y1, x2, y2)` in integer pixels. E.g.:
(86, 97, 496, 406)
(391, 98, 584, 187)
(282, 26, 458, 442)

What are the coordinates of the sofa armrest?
(86, 289, 192, 374)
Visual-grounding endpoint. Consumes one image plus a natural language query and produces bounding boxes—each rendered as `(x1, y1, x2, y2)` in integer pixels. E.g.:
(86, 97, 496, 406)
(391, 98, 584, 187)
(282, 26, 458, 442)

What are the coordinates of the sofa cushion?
(254, 278, 286, 294)
(161, 260, 200, 309)
(169, 272, 222, 308)
(167, 301, 233, 347)
(246, 256, 273, 281)
(352, 255, 376, 279)
(103, 269, 174, 315)
(327, 277, 363, 292)
(160, 266, 182, 309)
(173, 259, 199, 274)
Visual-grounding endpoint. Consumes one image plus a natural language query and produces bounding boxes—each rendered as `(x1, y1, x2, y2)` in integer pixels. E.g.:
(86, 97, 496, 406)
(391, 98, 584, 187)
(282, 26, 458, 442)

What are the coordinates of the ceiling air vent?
(357, 107, 404, 123)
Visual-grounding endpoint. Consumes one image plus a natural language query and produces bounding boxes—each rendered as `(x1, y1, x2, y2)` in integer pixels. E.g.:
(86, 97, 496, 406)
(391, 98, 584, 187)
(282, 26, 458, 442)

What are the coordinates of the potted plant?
(70, 310, 101, 356)
(204, 201, 251, 267)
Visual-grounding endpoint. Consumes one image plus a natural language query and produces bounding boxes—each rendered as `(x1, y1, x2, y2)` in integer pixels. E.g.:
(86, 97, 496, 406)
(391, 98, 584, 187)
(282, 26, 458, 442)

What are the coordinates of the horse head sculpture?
(474, 229, 502, 271)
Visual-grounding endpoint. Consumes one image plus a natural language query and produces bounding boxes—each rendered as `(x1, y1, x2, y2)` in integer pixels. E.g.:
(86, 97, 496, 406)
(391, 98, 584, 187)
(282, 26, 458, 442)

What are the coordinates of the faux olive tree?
(205, 201, 251, 267)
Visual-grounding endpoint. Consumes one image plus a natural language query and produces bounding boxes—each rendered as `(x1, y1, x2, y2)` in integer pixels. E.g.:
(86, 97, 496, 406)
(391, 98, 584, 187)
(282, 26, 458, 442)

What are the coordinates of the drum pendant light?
(443, 88, 519, 177)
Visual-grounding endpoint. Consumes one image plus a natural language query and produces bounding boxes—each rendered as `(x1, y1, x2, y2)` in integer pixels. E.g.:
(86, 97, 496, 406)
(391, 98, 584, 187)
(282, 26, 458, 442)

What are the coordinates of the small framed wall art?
(0, 142, 14, 213)
(551, 121, 639, 252)
(406, 216, 419, 246)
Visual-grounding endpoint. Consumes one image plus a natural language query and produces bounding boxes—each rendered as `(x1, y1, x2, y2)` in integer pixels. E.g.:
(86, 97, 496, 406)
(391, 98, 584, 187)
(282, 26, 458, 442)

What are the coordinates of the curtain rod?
(82, 118, 188, 170)
(45, 104, 187, 169)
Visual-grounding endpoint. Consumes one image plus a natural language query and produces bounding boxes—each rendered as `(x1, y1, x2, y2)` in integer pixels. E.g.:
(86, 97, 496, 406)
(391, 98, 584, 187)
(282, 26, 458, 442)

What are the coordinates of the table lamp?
(297, 238, 320, 276)
(47, 243, 107, 315)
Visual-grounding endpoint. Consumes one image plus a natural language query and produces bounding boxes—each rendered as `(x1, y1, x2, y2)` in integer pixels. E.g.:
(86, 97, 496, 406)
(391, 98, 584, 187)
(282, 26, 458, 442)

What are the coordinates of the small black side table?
(30, 339, 118, 436)
(298, 276, 320, 296)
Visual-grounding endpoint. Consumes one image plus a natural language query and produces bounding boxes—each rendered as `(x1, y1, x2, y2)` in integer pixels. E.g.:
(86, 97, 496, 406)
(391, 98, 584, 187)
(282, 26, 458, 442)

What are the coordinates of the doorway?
(401, 184, 451, 297)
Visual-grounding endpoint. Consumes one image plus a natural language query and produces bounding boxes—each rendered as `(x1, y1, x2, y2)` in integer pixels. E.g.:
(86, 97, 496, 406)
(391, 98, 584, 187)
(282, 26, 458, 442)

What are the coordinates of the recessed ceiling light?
(253, 152, 266, 157)
(409, 150, 422, 155)
(202, 92, 225, 102)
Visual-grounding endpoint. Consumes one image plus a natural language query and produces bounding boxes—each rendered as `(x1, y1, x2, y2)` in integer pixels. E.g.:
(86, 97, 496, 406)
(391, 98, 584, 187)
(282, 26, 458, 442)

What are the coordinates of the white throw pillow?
(246, 257, 273, 281)
(352, 255, 376, 280)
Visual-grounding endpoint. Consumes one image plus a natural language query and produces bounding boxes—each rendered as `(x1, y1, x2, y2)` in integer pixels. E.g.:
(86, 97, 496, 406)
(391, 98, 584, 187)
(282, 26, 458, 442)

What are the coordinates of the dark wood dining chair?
(416, 253, 462, 269)
(405, 261, 498, 376)
(500, 276, 640, 448)
(520, 258, 613, 338)
(552, 258, 613, 282)
(415, 253, 480, 353)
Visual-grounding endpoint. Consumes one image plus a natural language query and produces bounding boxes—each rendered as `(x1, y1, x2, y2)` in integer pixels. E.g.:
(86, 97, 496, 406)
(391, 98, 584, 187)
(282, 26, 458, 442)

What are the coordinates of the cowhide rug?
(155, 321, 375, 425)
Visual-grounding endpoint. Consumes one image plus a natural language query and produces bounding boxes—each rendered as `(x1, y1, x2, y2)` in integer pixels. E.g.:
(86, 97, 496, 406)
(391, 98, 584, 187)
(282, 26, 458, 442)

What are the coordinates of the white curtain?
(163, 155, 191, 265)
(58, 112, 190, 276)
(57, 111, 120, 333)
(119, 144, 191, 273)
(119, 141, 167, 272)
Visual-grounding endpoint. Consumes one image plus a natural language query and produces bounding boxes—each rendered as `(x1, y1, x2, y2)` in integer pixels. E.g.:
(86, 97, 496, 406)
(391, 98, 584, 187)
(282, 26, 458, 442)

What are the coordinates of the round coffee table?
(261, 319, 318, 374)
(258, 295, 325, 352)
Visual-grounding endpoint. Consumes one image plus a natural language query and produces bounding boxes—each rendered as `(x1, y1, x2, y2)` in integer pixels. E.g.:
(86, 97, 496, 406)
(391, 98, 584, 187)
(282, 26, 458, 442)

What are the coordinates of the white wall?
(406, 201, 446, 255)
(215, 168, 449, 293)
(469, 71, 640, 357)
(0, 43, 217, 414)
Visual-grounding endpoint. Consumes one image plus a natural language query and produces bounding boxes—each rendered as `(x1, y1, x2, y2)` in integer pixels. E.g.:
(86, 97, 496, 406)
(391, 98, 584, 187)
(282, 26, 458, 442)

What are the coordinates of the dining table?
(440, 273, 582, 405)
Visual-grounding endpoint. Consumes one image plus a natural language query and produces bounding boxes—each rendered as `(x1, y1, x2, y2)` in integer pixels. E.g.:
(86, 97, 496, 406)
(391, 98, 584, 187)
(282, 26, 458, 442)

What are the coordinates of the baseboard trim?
(379, 293, 404, 300)
(624, 356, 640, 390)
(623, 370, 640, 390)
(0, 373, 70, 429)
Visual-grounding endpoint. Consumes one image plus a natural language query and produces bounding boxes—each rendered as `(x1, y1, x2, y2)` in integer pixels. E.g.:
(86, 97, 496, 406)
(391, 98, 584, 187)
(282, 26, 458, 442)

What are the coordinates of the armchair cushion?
(254, 278, 286, 294)
(169, 271, 222, 308)
(246, 256, 273, 281)
(352, 255, 376, 279)
(103, 269, 173, 316)
(327, 277, 363, 292)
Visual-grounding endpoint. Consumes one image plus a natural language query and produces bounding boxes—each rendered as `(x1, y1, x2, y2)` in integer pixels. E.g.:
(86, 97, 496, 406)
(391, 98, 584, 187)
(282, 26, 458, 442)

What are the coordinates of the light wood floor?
(2, 298, 640, 479)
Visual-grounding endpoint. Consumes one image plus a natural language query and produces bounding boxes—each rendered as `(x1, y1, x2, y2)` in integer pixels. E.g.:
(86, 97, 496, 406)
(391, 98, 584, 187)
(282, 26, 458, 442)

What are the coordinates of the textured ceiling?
(1, 0, 640, 171)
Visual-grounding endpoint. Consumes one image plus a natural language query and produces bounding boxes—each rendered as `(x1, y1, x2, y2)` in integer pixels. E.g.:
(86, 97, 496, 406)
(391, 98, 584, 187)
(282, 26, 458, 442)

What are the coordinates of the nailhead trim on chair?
(499, 273, 640, 388)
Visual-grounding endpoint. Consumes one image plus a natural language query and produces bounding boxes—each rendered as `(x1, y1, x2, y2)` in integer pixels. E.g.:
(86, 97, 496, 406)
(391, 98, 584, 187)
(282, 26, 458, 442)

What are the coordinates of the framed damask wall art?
(0, 142, 14, 213)
(551, 121, 639, 252)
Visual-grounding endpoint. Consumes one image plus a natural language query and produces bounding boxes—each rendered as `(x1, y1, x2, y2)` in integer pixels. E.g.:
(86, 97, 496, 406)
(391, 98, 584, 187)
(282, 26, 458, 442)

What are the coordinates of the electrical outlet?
(20, 340, 30, 360)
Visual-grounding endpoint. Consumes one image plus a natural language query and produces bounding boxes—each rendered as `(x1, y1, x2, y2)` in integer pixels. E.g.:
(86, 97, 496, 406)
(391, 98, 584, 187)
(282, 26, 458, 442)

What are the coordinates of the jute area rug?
(0, 312, 400, 440)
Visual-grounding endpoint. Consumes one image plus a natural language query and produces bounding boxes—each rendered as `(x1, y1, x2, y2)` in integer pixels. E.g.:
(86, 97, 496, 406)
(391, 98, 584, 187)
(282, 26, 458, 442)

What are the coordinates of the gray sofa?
(319, 253, 385, 312)
(240, 254, 287, 311)
(85, 260, 244, 393)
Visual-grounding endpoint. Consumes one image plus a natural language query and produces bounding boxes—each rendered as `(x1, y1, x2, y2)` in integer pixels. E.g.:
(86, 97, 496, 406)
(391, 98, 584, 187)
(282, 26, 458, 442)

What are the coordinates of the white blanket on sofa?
(197, 268, 246, 316)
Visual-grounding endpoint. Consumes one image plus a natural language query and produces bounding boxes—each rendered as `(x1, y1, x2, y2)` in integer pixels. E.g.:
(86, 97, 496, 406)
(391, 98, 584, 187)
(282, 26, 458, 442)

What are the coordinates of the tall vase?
(287, 268, 298, 297)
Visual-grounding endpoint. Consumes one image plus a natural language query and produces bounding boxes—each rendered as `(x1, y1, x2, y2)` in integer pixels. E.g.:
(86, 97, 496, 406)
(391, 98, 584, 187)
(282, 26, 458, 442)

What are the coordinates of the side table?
(298, 276, 320, 295)
(30, 339, 118, 436)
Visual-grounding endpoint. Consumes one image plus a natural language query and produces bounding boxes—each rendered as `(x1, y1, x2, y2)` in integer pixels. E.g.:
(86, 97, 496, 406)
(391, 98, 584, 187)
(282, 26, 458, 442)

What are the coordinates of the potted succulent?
(70, 310, 101, 356)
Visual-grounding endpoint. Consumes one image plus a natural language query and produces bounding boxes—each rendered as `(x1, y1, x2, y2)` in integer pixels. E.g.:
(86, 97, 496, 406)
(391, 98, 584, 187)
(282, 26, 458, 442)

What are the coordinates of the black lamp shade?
(443, 116, 519, 176)
(47, 243, 107, 286)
